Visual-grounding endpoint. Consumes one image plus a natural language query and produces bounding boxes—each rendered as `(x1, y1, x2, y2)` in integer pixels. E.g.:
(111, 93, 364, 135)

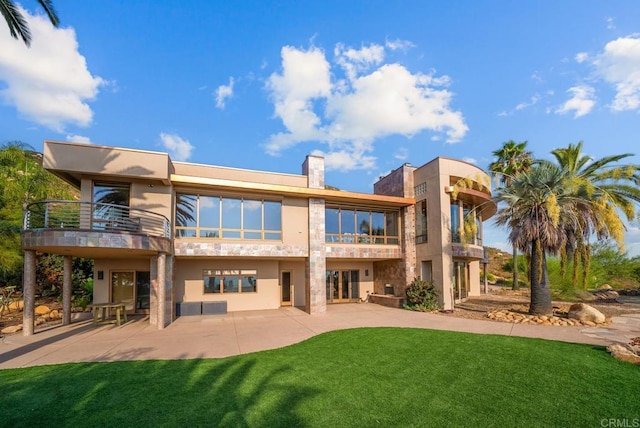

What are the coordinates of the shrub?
(404, 277, 439, 312)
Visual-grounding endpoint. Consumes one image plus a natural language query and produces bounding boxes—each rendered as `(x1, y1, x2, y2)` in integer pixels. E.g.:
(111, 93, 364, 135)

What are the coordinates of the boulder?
(568, 303, 606, 324)
(34, 305, 51, 315)
(599, 284, 612, 290)
(1, 324, 22, 334)
(607, 344, 640, 365)
(8, 300, 24, 311)
(49, 309, 60, 319)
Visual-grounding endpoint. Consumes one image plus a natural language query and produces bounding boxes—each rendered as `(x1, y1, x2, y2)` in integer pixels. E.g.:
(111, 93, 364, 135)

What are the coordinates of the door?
(280, 271, 292, 306)
(325, 270, 360, 303)
(112, 271, 150, 313)
(111, 271, 135, 312)
(136, 271, 151, 312)
(453, 261, 469, 301)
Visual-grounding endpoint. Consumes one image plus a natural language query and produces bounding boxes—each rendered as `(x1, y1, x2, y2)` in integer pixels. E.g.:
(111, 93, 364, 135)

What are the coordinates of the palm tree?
(489, 140, 533, 289)
(1, 0, 59, 46)
(495, 162, 576, 315)
(546, 142, 640, 288)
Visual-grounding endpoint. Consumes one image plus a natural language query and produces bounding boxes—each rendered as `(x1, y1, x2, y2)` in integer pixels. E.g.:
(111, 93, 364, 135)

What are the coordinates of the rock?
(568, 303, 606, 324)
(35, 305, 51, 315)
(607, 344, 640, 365)
(8, 300, 24, 311)
(583, 321, 596, 327)
(1, 324, 22, 334)
(49, 309, 60, 319)
(599, 284, 612, 290)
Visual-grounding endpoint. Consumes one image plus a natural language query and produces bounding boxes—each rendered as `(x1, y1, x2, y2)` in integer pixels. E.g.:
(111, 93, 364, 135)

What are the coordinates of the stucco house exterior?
(20, 140, 495, 335)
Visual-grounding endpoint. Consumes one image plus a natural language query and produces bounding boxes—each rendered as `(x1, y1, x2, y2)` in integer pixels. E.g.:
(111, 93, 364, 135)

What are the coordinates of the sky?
(1, 1, 640, 255)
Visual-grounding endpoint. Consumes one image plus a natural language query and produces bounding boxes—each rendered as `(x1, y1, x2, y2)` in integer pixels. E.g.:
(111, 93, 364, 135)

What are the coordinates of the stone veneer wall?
(372, 163, 417, 296)
(174, 242, 308, 257)
(21, 230, 172, 253)
(325, 245, 402, 259)
(373, 260, 407, 295)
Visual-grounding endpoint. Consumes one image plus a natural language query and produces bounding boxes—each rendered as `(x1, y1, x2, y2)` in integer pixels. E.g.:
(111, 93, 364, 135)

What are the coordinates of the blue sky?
(2, 1, 640, 255)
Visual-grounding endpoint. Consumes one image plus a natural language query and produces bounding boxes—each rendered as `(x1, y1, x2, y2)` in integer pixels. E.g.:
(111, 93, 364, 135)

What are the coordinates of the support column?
(62, 255, 72, 325)
(305, 198, 326, 314)
(157, 253, 166, 329)
(22, 250, 36, 336)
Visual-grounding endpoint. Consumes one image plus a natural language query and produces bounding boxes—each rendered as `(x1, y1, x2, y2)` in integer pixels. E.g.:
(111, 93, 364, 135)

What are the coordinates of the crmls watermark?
(601, 419, 640, 428)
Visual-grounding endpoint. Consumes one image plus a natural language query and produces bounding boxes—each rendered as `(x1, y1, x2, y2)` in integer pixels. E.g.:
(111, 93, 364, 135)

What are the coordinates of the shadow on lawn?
(2, 355, 320, 426)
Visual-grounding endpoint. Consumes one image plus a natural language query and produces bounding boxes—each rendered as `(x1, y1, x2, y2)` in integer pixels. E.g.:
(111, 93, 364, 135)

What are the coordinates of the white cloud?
(575, 52, 589, 63)
(215, 77, 234, 109)
(606, 17, 616, 31)
(311, 148, 376, 172)
(0, 8, 105, 131)
(394, 147, 409, 160)
(555, 85, 596, 118)
(160, 132, 194, 161)
(592, 36, 640, 111)
(462, 157, 477, 165)
(264, 43, 468, 171)
(66, 134, 92, 144)
(515, 94, 540, 111)
(385, 39, 415, 52)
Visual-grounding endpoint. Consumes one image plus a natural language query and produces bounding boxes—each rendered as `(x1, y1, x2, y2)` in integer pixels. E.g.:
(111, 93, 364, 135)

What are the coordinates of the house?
(20, 140, 495, 335)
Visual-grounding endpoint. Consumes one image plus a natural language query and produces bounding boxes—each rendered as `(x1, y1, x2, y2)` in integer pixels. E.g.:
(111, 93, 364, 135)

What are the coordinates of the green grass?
(1, 328, 638, 427)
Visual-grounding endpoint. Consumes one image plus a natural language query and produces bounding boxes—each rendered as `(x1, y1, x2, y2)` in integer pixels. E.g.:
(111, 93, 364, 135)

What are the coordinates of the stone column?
(157, 253, 166, 329)
(22, 250, 36, 336)
(150, 255, 158, 326)
(303, 155, 326, 314)
(306, 198, 326, 314)
(62, 255, 72, 325)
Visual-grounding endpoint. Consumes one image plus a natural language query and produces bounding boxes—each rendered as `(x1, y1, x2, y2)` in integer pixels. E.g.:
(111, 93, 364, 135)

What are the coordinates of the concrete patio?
(1, 302, 635, 369)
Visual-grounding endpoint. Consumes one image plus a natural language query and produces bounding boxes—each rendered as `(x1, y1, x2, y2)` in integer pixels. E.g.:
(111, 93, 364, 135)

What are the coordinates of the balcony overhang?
(446, 186, 497, 220)
(451, 243, 485, 260)
(22, 229, 172, 258)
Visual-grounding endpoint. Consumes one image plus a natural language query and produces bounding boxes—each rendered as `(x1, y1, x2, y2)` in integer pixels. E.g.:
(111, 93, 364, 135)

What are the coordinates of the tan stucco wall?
(45, 141, 172, 182)
(174, 258, 280, 312)
(278, 260, 306, 307)
(173, 162, 308, 187)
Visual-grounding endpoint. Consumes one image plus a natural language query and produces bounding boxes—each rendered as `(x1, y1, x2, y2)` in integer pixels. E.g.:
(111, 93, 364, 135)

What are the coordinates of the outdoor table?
(90, 303, 127, 326)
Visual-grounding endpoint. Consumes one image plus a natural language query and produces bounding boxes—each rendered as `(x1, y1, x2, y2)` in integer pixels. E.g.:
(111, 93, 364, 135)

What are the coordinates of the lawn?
(1, 328, 638, 427)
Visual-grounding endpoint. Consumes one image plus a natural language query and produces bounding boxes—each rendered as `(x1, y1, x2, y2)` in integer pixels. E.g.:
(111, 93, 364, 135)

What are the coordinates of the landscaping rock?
(1, 324, 22, 334)
(607, 344, 640, 365)
(49, 309, 60, 320)
(568, 303, 606, 324)
(8, 300, 24, 311)
(35, 305, 51, 315)
(599, 284, 612, 290)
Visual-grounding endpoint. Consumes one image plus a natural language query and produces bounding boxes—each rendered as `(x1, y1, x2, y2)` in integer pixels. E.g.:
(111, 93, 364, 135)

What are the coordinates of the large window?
(203, 269, 257, 294)
(326, 207, 399, 245)
(176, 194, 282, 240)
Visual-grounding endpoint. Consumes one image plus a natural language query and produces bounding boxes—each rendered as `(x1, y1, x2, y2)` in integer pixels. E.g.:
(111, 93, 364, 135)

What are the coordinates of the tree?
(0, 141, 77, 287)
(1, 0, 58, 46)
(495, 162, 576, 315)
(546, 141, 640, 288)
(489, 140, 533, 289)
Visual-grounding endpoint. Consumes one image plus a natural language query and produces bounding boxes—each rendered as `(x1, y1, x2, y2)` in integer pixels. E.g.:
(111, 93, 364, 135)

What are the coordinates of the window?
(416, 199, 428, 244)
(176, 194, 282, 240)
(414, 182, 427, 197)
(325, 207, 400, 245)
(203, 269, 257, 294)
(93, 182, 131, 230)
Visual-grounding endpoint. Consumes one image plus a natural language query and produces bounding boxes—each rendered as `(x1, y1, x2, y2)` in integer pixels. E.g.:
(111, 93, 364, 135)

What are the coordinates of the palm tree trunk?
(529, 239, 552, 315)
(511, 245, 519, 290)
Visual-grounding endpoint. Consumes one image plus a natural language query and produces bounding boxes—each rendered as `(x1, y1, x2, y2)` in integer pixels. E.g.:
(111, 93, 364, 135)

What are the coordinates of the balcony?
(22, 200, 172, 257)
